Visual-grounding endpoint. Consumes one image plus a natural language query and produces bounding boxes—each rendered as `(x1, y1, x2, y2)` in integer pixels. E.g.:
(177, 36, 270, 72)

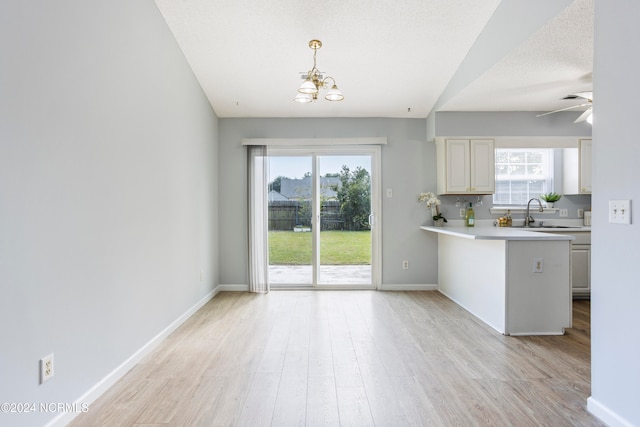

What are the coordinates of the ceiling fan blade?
(572, 91, 593, 100)
(574, 107, 593, 123)
(536, 103, 591, 117)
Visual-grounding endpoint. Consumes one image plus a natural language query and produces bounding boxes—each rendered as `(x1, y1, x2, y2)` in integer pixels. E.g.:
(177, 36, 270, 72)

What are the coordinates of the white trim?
(508, 331, 566, 336)
(379, 284, 438, 291)
(371, 146, 383, 290)
(47, 288, 219, 427)
(218, 284, 250, 292)
(434, 136, 583, 148)
(230, 283, 437, 292)
(241, 137, 387, 146)
(587, 397, 634, 427)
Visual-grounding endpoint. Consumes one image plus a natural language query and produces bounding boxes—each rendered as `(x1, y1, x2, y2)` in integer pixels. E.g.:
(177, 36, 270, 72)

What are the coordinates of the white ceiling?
(153, 0, 593, 119)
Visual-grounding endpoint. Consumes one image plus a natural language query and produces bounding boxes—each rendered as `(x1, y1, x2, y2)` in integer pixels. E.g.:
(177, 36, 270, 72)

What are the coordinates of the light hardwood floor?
(69, 291, 603, 426)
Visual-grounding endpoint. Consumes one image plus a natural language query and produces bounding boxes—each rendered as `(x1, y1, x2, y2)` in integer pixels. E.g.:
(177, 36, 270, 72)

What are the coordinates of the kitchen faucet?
(525, 198, 544, 227)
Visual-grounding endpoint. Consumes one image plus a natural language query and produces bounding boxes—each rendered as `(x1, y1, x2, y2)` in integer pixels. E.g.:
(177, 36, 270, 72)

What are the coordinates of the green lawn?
(269, 230, 371, 265)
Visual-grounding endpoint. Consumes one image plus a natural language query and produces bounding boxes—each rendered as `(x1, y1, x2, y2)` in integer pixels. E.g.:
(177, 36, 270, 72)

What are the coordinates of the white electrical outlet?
(40, 353, 54, 384)
(578, 209, 584, 218)
(460, 208, 466, 218)
(533, 258, 544, 273)
(402, 260, 409, 270)
(609, 200, 632, 224)
(559, 209, 568, 217)
(386, 188, 393, 198)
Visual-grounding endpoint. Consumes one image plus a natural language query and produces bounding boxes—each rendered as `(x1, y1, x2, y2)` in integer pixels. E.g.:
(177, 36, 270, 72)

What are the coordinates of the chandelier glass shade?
(294, 92, 313, 103)
(324, 84, 344, 101)
(295, 40, 344, 103)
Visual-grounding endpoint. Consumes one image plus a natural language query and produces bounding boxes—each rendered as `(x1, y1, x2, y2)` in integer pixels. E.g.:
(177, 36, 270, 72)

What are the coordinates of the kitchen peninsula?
(421, 225, 574, 336)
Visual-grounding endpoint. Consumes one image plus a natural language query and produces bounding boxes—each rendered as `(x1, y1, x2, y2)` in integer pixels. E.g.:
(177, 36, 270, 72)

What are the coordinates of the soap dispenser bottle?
(465, 202, 475, 227)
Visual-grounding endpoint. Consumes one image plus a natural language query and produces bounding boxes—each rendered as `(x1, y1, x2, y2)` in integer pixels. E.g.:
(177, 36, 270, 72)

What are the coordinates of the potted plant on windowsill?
(418, 192, 448, 226)
(540, 192, 562, 208)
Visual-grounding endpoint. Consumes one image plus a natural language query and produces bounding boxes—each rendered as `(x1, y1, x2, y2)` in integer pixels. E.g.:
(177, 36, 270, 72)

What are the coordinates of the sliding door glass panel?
(267, 156, 313, 286)
(318, 155, 372, 285)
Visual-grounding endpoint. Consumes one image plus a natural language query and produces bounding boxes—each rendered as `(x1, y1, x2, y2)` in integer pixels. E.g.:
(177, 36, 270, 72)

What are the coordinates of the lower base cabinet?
(547, 231, 591, 298)
(572, 244, 591, 298)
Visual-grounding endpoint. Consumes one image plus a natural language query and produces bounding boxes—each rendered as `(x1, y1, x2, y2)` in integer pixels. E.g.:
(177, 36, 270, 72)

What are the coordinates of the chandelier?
(294, 40, 344, 103)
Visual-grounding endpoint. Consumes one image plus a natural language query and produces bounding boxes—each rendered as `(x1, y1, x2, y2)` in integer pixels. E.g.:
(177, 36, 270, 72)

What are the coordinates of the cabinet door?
(445, 139, 470, 193)
(470, 139, 495, 193)
(580, 139, 592, 193)
(572, 246, 591, 293)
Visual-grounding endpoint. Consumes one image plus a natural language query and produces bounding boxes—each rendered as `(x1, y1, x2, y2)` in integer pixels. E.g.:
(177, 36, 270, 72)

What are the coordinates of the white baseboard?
(47, 288, 218, 427)
(218, 284, 436, 292)
(587, 396, 634, 427)
(379, 284, 438, 291)
(218, 284, 249, 291)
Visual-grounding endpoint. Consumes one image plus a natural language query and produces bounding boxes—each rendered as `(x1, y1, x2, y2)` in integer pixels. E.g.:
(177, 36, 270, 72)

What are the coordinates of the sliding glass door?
(267, 155, 314, 285)
(317, 155, 372, 285)
(267, 147, 380, 288)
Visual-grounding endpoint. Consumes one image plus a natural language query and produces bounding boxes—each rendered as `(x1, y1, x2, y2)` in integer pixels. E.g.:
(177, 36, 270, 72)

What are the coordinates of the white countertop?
(420, 225, 576, 241)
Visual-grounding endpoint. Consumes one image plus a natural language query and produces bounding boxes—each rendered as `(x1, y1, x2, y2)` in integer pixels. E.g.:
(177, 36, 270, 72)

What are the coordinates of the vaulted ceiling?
(153, 0, 593, 119)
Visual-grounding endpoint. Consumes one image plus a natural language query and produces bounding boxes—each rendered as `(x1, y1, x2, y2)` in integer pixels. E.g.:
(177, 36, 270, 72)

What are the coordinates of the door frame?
(268, 145, 381, 289)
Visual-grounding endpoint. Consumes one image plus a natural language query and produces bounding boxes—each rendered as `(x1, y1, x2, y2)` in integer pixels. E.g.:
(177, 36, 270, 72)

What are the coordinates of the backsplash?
(436, 194, 592, 222)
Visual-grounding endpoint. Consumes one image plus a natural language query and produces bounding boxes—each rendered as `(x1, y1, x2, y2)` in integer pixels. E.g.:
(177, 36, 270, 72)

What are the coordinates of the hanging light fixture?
(294, 40, 344, 103)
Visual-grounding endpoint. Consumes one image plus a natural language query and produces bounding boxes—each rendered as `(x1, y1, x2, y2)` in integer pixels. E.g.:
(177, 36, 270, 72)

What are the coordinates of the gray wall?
(434, 111, 593, 137)
(0, 2, 219, 426)
(218, 118, 438, 286)
(590, 1, 640, 425)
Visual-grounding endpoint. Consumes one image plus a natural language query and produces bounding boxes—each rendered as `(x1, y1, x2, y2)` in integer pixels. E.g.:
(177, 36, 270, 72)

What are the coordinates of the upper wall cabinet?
(563, 139, 592, 195)
(436, 138, 495, 195)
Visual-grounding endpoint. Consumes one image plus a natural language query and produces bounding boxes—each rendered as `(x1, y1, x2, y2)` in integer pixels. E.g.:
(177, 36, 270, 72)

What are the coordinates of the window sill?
(490, 206, 558, 215)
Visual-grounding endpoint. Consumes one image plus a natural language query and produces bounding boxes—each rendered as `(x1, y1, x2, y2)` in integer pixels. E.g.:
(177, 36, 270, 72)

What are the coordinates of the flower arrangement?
(418, 192, 440, 208)
(418, 192, 447, 223)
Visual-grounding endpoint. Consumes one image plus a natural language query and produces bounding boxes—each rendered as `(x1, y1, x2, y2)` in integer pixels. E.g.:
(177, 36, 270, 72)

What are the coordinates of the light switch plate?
(609, 200, 632, 224)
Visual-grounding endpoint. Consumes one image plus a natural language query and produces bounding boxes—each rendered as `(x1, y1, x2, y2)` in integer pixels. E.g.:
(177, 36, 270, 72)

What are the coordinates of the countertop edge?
(420, 226, 576, 241)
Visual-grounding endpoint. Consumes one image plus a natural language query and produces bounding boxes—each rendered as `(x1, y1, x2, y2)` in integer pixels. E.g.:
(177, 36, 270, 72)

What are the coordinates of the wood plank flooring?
(69, 291, 603, 426)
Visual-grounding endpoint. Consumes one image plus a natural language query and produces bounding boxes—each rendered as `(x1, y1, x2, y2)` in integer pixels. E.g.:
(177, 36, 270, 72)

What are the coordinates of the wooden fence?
(269, 200, 344, 231)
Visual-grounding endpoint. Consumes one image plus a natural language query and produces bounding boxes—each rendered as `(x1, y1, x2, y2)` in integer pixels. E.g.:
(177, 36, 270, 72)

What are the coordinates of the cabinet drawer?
(571, 232, 591, 245)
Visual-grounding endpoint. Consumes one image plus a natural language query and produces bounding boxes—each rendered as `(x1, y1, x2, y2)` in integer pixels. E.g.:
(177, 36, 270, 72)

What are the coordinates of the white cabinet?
(571, 246, 591, 296)
(546, 231, 591, 297)
(436, 138, 495, 195)
(563, 139, 592, 194)
(570, 231, 591, 297)
(580, 139, 592, 193)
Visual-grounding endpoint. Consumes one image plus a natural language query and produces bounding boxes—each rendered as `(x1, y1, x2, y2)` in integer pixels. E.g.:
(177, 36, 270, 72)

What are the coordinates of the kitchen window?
(493, 148, 554, 206)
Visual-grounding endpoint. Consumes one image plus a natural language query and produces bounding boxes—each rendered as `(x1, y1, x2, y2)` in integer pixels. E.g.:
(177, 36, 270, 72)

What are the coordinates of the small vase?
(546, 202, 554, 208)
(434, 218, 445, 227)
